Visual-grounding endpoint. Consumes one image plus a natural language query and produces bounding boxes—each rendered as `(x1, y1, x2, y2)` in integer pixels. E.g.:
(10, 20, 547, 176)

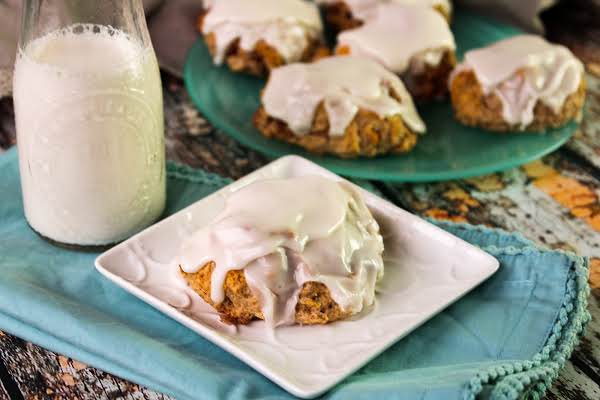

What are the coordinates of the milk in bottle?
(13, 23, 165, 246)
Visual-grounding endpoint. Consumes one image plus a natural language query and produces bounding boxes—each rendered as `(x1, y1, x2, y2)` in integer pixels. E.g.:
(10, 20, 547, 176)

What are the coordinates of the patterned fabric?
(0, 147, 589, 400)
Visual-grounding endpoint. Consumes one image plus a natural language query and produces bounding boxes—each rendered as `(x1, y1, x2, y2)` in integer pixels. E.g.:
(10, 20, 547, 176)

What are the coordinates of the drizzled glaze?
(316, 0, 452, 23)
(202, 0, 322, 64)
(261, 56, 425, 136)
(337, 5, 455, 74)
(178, 176, 385, 327)
(451, 35, 584, 129)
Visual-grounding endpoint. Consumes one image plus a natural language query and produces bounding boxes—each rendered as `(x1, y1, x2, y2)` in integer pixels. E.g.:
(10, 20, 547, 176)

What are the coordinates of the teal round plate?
(183, 11, 577, 182)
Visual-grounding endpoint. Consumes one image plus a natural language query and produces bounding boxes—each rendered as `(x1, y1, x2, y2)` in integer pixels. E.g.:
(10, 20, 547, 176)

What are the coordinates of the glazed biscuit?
(199, 0, 325, 76)
(202, 29, 329, 76)
(254, 104, 419, 158)
(449, 69, 586, 132)
(181, 262, 350, 325)
(319, 0, 452, 32)
(254, 56, 425, 158)
(449, 35, 586, 132)
(335, 5, 456, 101)
(178, 175, 385, 326)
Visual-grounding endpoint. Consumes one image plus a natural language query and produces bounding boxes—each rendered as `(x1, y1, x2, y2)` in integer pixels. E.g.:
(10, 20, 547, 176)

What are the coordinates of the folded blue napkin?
(0, 148, 590, 400)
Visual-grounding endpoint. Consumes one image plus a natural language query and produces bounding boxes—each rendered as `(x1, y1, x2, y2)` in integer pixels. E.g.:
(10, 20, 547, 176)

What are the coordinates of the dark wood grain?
(546, 290, 600, 400)
(0, 383, 10, 400)
(542, 0, 600, 73)
(162, 73, 267, 179)
(0, 98, 15, 153)
(0, 348, 17, 400)
(567, 76, 600, 169)
(0, 332, 173, 400)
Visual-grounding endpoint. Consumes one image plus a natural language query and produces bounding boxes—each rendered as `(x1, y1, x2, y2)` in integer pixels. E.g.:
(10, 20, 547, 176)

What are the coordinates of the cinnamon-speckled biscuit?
(198, 12, 328, 77)
(254, 104, 419, 158)
(449, 69, 586, 132)
(254, 55, 425, 157)
(181, 262, 350, 325)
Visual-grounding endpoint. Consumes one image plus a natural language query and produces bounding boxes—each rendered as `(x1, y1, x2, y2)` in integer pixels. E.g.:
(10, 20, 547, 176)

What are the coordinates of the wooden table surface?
(1, 9, 600, 399)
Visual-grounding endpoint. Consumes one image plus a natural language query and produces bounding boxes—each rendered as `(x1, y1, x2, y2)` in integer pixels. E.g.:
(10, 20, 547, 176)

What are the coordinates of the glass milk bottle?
(13, 0, 166, 247)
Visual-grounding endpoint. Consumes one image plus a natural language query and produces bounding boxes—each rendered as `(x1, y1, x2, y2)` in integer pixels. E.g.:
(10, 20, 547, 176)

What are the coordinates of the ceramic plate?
(183, 11, 578, 182)
(95, 155, 499, 398)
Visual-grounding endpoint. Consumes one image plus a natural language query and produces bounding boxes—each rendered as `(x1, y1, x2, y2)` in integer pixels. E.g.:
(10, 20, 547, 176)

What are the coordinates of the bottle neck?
(19, 0, 151, 51)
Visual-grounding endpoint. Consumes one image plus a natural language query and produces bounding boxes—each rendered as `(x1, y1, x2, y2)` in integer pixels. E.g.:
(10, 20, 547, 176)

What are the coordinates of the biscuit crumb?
(254, 103, 419, 158)
(181, 263, 350, 325)
(449, 69, 586, 132)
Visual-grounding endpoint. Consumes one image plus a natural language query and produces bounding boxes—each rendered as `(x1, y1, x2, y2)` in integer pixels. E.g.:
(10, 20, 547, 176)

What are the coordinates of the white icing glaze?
(337, 5, 455, 74)
(451, 35, 584, 129)
(178, 176, 385, 327)
(316, 0, 452, 22)
(202, 0, 322, 64)
(261, 56, 425, 136)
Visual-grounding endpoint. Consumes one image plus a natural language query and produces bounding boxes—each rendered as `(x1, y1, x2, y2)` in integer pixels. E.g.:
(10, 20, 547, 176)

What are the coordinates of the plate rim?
(95, 154, 500, 398)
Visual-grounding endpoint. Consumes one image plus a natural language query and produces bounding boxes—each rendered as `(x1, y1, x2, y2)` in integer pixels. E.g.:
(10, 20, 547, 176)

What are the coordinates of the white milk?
(13, 24, 166, 246)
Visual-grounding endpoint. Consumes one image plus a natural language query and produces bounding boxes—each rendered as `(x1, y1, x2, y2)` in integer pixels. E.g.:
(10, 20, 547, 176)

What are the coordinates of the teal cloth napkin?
(0, 148, 590, 400)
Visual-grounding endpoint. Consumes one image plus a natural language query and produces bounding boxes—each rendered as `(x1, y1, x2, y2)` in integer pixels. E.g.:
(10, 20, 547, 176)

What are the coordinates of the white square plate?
(95, 156, 499, 399)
